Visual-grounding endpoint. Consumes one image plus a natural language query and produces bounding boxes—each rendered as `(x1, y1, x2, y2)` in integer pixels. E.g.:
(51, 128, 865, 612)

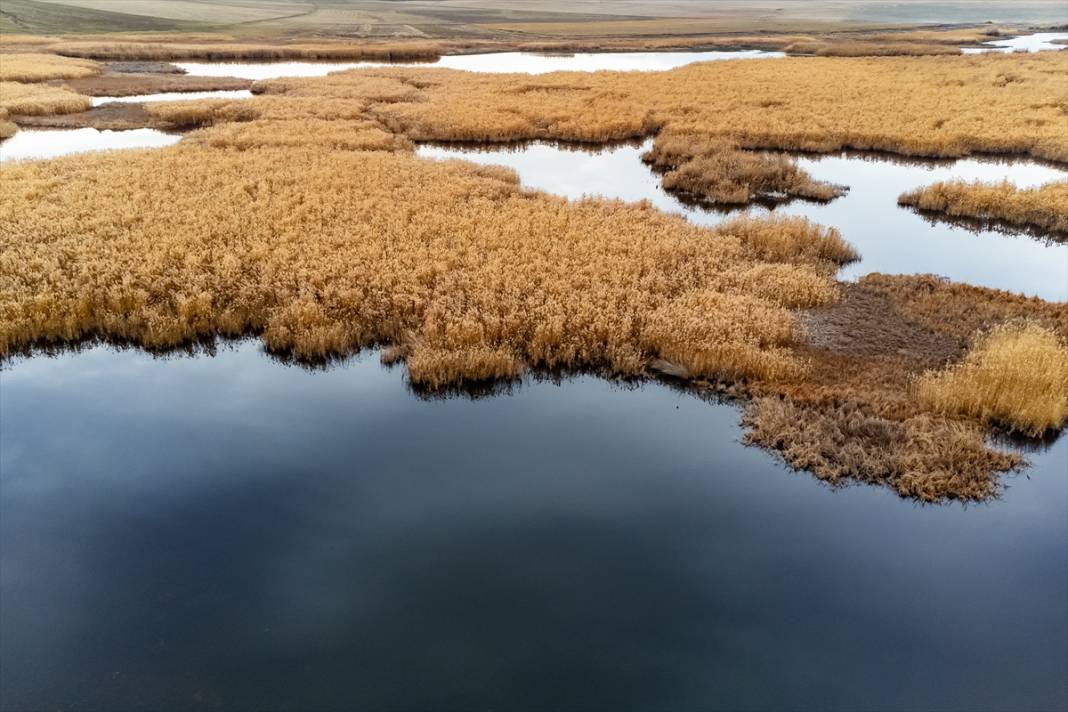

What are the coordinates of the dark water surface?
(2, 342, 1066, 711)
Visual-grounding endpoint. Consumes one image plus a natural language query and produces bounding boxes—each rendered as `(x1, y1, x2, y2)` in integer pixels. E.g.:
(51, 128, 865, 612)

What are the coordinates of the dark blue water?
(2, 341, 1065, 711)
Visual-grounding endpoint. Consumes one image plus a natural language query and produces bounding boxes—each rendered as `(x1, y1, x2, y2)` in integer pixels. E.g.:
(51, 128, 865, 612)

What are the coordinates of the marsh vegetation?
(2, 36, 1067, 501)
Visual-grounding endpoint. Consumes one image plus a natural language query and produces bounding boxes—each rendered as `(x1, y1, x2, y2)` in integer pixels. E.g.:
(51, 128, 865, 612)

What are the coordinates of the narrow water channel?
(90, 89, 253, 106)
(0, 127, 182, 162)
(962, 31, 1068, 53)
(173, 49, 784, 80)
(2, 341, 1065, 711)
(418, 141, 1068, 301)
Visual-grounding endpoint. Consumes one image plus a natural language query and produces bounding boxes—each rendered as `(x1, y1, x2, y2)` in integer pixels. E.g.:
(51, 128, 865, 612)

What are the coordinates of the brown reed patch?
(643, 132, 845, 204)
(899, 180, 1068, 235)
(63, 72, 251, 97)
(0, 52, 100, 81)
(51, 41, 444, 62)
(222, 51, 1068, 162)
(0, 81, 91, 115)
(786, 41, 962, 57)
(0, 145, 838, 384)
(915, 323, 1068, 436)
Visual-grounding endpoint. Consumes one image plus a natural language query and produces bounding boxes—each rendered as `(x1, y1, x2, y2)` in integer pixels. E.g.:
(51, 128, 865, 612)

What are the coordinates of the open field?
(1, 0, 1066, 38)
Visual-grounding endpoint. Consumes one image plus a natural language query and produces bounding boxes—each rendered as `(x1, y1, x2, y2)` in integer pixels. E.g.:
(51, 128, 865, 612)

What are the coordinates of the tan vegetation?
(745, 275, 1068, 500)
(63, 72, 251, 97)
(642, 132, 845, 204)
(0, 81, 91, 115)
(183, 51, 1067, 162)
(2, 43, 1066, 501)
(0, 108, 15, 138)
(51, 41, 443, 62)
(0, 145, 840, 382)
(0, 52, 100, 81)
(0, 34, 60, 46)
(899, 180, 1068, 234)
(783, 41, 961, 56)
(916, 323, 1068, 436)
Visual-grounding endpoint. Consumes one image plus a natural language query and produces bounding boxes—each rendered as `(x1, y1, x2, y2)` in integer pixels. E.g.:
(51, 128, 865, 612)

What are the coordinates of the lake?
(1, 341, 1065, 711)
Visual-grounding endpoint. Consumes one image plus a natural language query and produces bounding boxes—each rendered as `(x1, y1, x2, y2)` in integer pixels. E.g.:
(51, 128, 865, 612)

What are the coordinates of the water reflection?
(417, 141, 1068, 301)
(90, 89, 253, 106)
(0, 127, 182, 162)
(963, 31, 1068, 54)
(1, 341, 1065, 711)
(174, 49, 783, 80)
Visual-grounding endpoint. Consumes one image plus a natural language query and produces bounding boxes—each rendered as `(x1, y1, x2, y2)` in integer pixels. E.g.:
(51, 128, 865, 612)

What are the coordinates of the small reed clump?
(899, 179, 1068, 235)
(915, 323, 1068, 436)
(642, 133, 845, 205)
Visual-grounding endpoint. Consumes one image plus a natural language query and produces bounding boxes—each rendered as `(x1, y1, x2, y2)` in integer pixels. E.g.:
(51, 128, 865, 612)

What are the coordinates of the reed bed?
(916, 323, 1068, 436)
(0, 81, 92, 115)
(4, 47, 1067, 500)
(228, 52, 1068, 162)
(64, 72, 251, 97)
(0, 145, 840, 385)
(784, 41, 961, 57)
(0, 52, 100, 81)
(643, 132, 844, 204)
(52, 41, 444, 62)
(899, 180, 1068, 234)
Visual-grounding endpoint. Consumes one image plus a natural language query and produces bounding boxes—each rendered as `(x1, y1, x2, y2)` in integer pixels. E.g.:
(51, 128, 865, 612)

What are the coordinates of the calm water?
(90, 89, 253, 106)
(174, 50, 783, 80)
(418, 141, 1068, 301)
(1, 342, 1065, 711)
(0, 127, 180, 162)
(962, 31, 1068, 54)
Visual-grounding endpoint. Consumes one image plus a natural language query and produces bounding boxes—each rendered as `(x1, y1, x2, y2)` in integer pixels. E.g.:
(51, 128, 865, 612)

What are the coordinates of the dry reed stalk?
(899, 180, 1068, 234)
(915, 323, 1068, 436)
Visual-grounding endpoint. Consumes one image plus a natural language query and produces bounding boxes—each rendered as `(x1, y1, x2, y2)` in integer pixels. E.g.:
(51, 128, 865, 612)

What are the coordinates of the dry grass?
(0, 52, 100, 81)
(220, 51, 1068, 162)
(4, 46, 1067, 501)
(64, 72, 251, 97)
(0, 81, 92, 115)
(783, 41, 961, 57)
(0, 107, 15, 138)
(52, 41, 444, 61)
(899, 180, 1068, 234)
(643, 132, 844, 204)
(0, 145, 842, 386)
(742, 398, 1020, 501)
(0, 34, 60, 46)
(714, 215, 857, 265)
(916, 323, 1068, 436)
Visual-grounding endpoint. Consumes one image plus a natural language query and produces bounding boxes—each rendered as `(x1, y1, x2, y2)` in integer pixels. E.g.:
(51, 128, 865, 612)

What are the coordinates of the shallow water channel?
(962, 31, 1068, 53)
(419, 140, 1068, 301)
(173, 49, 784, 79)
(90, 89, 253, 106)
(1, 342, 1065, 711)
(0, 127, 181, 161)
